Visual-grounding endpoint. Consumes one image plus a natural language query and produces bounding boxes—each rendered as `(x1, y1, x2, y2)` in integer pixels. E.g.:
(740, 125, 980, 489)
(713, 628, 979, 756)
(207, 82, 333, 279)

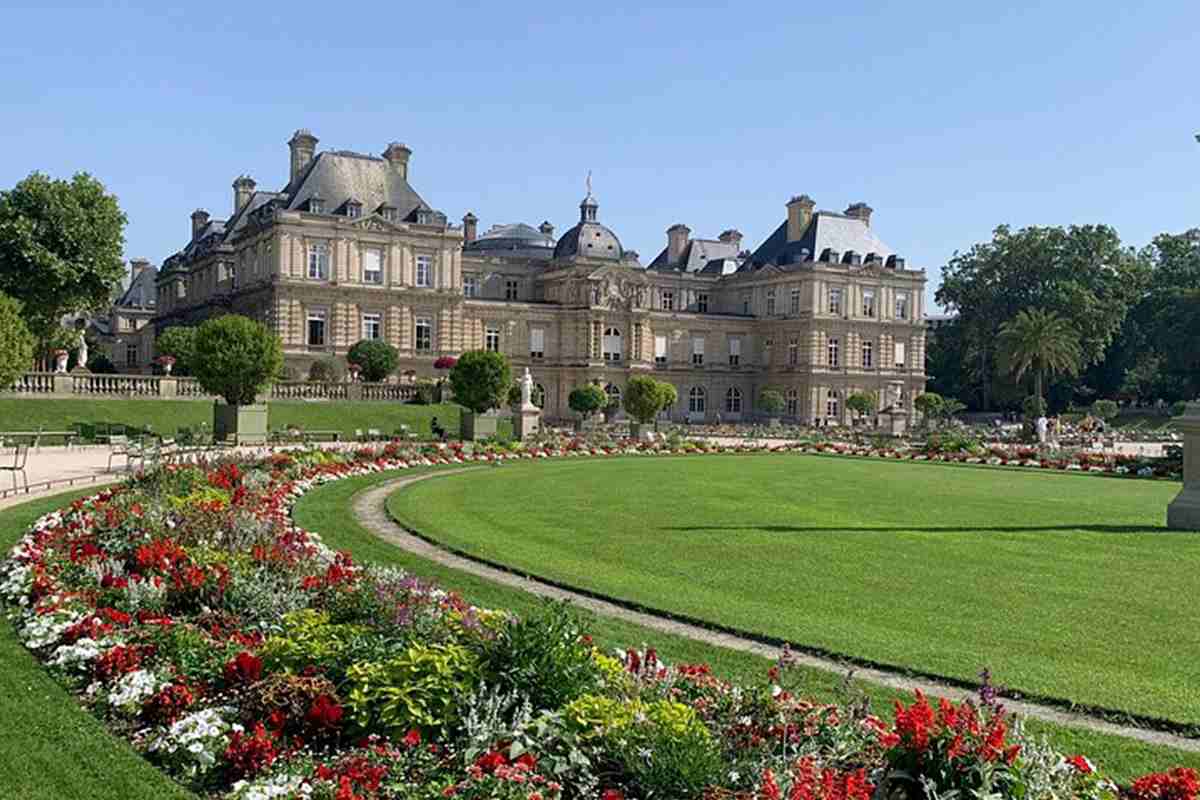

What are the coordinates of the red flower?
(474, 750, 508, 774)
(306, 694, 344, 730)
(402, 728, 422, 748)
(1129, 768, 1200, 800)
(1066, 755, 1093, 774)
(224, 722, 277, 781)
(601, 791, 624, 800)
(224, 651, 263, 684)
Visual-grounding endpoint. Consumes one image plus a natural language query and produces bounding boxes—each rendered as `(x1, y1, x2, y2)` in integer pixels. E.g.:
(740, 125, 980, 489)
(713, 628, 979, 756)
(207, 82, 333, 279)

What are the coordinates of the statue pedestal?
(1167, 402, 1200, 530)
(513, 403, 541, 441)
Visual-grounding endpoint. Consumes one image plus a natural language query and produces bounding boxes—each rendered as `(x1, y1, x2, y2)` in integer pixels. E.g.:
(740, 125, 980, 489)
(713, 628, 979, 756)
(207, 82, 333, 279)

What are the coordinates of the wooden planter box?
(213, 403, 269, 445)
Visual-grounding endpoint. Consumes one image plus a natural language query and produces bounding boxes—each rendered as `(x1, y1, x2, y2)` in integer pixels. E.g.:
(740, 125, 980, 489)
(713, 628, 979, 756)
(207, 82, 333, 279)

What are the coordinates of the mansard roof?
(647, 237, 741, 273)
(284, 150, 432, 223)
(744, 211, 894, 271)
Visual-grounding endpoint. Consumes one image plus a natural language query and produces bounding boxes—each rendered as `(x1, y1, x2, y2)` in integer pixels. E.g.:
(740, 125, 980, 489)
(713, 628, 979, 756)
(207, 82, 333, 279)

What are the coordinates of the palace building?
(152, 128, 927, 423)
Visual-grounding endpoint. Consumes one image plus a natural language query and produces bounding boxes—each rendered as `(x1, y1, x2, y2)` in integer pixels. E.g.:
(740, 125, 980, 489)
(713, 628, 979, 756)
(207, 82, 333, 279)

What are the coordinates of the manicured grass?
(293, 469, 1200, 781)
(0, 491, 194, 800)
(387, 455, 1200, 729)
(0, 398, 462, 440)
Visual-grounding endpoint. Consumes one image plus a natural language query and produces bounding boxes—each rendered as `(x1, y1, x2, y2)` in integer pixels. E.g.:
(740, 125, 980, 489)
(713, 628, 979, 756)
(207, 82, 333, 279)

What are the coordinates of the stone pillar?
(1167, 402, 1200, 530)
(160, 377, 178, 399)
(52, 374, 73, 397)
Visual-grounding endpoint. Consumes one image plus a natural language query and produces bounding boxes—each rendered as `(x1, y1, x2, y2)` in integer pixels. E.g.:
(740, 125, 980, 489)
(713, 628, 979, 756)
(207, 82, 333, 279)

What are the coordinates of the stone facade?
(91, 258, 158, 372)
(151, 128, 927, 423)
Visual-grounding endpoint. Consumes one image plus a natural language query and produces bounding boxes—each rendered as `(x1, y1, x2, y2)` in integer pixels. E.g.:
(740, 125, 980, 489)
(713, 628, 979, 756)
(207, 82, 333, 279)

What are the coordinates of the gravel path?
(352, 469, 1200, 754)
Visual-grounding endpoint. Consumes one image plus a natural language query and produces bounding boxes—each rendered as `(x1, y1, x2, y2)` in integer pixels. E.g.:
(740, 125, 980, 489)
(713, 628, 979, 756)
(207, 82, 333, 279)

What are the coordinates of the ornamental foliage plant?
(759, 389, 786, 416)
(449, 350, 511, 414)
(914, 391, 944, 420)
(568, 384, 608, 418)
(191, 314, 284, 406)
(0, 290, 34, 387)
(846, 392, 877, 418)
(347, 339, 399, 382)
(997, 308, 1083, 402)
(623, 375, 675, 424)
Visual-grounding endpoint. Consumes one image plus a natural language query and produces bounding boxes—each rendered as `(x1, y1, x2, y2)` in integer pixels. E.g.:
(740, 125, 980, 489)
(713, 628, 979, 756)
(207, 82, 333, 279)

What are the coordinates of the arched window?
(725, 386, 742, 413)
(533, 383, 546, 409)
(603, 327, 622, 361)
(688, 386, 706, 413)
(786, 388, 799, 417)
(604, 382, 621, 407)
(826, 389, 840, 418)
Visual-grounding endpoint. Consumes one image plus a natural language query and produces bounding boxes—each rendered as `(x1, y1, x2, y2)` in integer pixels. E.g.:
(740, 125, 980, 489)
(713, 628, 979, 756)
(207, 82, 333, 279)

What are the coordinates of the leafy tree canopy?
(846, 392, 876, 416)
(996, 308, 1082, 400)
(624, 375, 675, 424)
(0, 291, 34, 388)
(0, 172, 127, 339)
(758, 389, 786, 416)
(448, 350, 511, 414)
(155, 326, 196, 376)
(568, 384, 607, 417)
(191, 315, 283, 405)
(347, 339, 399, 382)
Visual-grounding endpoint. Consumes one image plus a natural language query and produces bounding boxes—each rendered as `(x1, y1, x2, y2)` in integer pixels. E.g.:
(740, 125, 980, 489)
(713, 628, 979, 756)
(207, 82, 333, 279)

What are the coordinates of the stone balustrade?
(3, 372, 418, 403)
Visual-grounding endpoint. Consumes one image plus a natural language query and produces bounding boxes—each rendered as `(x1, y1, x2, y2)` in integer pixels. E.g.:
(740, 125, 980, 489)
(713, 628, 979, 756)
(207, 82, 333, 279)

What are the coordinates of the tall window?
(126, 343, 138, 365)
(414, 317, 432, 351)
(307, 243, 330, 280)
(362, 313, 382, 341)
(415, 255, 432, 288)
(894, 341, 906, 368)
(604, 383, 621, 408)
(662, 291, 674, 311)
(728, 337, 741, 366)
(505, 280, 519, 301)
(603, 327, 622, 361)
(530, 327, 545, 359)
(697, 293, 709, 313)
(688, 386, 706, 414)
(895, 292, 909, 320)
(786, 389, 799, 417)
(826, 389, 840, 418)
(766, 288, 776, 316)
(788, 338, 799, 366)
(862, 340, 873, 368)
(827, 337, 839, 368)
(862, 288, 876, 318)
(742, 295, 750, 315)
(725, 386, 742, 413)
(463, 274, 478, 297)
(307, 310, 327, 346)
(654, 334, 667, 365)
(362, 247, 383, 284)
(790, 286, 801, 315)
(829, 287, 842, 315)
(485, 326, 500, 353)
(691, 336, 704, 366)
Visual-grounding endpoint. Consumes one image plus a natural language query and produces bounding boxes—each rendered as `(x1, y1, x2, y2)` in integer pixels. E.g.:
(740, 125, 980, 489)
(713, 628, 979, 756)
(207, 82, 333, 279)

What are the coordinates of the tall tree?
(936, 224, 1146, 409)
(0, 291, 35, 387)
(996, 309, 1082, 401)
(0, 172, 127, 339)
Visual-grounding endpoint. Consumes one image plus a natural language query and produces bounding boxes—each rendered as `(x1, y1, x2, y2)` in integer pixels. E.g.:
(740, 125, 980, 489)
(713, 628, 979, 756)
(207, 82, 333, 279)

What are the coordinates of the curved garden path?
(352, 469, 1200, 754)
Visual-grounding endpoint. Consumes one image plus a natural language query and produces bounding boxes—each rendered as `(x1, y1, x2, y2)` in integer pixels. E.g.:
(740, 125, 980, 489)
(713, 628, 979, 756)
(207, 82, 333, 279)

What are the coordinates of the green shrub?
(624, 375, 675, 424)
(914, 391, 944, 419)
(1022, 394, 1047, 420)
(155, 326, 196, 375)
(1091, 399, 1119, 422)
(0, 291, 34, 388)
(86, 352, 117, 373)
(307, 358, 341, 383)
(568, 385, 607, 418)
(411, 379, 437, 405)
(192, 314, 283, 405)
(347, 339, 399, 382)
(475, 601, 603, 712)
(449, 350, 511, 414)
(343, 643, 480, 736)
(259, 609, 375, 679)
(846, 392, 876, 417)
(1172, 400, 1190, 417)
(759, 389, 786, 416)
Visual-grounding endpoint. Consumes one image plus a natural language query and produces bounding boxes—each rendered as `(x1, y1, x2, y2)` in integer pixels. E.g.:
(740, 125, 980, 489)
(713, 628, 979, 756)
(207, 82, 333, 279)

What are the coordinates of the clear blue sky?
(3, 1, 1198, 309)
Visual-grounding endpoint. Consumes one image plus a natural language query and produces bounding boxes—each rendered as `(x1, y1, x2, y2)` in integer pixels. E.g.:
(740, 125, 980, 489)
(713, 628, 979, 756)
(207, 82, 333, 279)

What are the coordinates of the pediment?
(351, 214, 401, 233)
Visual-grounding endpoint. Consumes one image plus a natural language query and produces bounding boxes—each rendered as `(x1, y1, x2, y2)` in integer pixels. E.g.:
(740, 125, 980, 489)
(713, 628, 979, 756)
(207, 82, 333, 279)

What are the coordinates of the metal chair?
(107, 435, 132, 471)
(0, 444, 29, 491)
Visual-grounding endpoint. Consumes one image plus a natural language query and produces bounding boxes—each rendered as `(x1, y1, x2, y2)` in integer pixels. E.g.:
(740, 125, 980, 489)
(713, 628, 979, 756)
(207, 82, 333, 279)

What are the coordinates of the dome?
(553, 192, 623, 261)
(466, 223, 555, 254)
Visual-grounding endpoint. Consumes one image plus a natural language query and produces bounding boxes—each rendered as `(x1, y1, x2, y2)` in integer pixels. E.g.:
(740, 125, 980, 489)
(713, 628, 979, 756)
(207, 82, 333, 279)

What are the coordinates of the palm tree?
(996, 309, 1082, 401)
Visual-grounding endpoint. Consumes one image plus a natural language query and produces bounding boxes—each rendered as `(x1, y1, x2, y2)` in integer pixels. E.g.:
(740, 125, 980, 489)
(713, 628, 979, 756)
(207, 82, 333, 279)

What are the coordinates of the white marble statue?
(520, 367, 534, 408)
(76, 329, 88, 369)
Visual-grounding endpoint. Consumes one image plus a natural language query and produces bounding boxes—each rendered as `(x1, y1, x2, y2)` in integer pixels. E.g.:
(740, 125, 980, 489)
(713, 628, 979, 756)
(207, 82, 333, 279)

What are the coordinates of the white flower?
(107, 668, 167, 713)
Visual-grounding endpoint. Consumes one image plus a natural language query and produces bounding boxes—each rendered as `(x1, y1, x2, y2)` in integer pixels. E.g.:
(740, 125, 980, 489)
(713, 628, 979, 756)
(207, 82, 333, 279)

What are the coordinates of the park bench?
(0, 444, 29, 492)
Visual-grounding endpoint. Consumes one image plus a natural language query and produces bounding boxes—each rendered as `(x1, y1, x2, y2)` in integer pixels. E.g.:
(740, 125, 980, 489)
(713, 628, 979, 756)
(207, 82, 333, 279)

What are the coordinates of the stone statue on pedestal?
(514, 368, 542, 441)
(77, 329, 88, 369)
(520, 367, 534, 409)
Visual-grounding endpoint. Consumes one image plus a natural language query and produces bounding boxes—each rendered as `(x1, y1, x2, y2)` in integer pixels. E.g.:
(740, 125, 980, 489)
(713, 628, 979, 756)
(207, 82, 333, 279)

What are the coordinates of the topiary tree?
(914, 392, 943, 428)
(192, 314, 283, 406)
(0, 291, 34, 388)
(568, 384, 607, 419)
(1091, 399, 1119, 423)
(155, 325, 195, 375)
(448, 350, 511, 415)
(624, 375, 675, 424)
(347, 339, 399, 382)
(759, 389, 786, 417)
(846, 392, 877, 418)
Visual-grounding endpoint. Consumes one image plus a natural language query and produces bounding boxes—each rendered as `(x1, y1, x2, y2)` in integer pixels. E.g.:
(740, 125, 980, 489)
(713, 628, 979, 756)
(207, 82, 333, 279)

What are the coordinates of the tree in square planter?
(568, 384, 608, 432)
(758, 388, 786, 426)
(624, 375, 676, 440)
(449, 350, 511, 441)
(192, 315, 283, 445)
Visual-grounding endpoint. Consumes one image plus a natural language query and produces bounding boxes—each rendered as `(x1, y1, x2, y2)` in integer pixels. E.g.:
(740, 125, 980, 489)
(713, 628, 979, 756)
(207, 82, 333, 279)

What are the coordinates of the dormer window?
(346, 200, 362, 218)
(308, 196, 325, 214)
(379, 205, 397, 222)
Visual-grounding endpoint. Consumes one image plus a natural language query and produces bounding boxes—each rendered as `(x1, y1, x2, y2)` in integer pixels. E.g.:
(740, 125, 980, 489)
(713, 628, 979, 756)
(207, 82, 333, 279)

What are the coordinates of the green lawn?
(387, 455, 1200, 729)
(0, 398, 463, 440)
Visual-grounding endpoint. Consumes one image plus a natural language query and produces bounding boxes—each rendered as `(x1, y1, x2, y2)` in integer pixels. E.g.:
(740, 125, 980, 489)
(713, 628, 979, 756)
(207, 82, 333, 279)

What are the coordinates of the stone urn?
(53, 350, 69, 374)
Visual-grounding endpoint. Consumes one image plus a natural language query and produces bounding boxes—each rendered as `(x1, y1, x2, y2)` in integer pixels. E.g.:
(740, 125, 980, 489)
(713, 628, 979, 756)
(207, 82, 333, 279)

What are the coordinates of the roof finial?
(586, 169, 592, 197)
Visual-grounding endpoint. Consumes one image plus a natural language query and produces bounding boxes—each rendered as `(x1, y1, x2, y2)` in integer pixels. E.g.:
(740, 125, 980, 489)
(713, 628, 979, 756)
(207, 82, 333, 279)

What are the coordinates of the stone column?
(1167, 402, 1200, 530)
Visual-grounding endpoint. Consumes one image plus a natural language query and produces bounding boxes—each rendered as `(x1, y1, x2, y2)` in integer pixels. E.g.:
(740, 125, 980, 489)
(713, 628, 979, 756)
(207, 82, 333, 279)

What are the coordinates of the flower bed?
(1, 443, 1194, 799)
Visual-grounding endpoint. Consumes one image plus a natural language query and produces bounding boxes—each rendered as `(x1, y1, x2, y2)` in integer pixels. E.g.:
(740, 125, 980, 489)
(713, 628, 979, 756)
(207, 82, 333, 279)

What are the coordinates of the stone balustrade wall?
(3, 372, 418, 403)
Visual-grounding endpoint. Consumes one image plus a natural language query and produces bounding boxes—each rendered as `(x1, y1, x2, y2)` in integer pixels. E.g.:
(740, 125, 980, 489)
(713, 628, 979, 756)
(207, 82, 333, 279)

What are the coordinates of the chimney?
(539, 220, 555, 239)
(786, 195, 815, 242)
(232, 175, 256, 214)
(667, 223, 691, 265)
(287, 129, 319, 184)
(845, 202, 873, 226)
(462, 211, 478, 243)
(718, 228, 743, 249)
(190, 209, 210, 241)
(382, 142, 412, 180)
(129, 258, 151, 283)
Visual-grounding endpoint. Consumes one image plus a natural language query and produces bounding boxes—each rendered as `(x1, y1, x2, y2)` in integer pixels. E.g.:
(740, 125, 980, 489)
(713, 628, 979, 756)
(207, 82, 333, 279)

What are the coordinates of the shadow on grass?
(660, 524, 1171, 535)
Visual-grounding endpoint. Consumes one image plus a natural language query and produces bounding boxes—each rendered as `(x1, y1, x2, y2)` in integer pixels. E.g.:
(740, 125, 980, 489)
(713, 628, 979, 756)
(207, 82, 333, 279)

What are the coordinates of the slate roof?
(465, 223, 556, 259)
(225, 191, 285, 238)
(118, 266, 158, 309)
(284, 151, 431, 223)
(553, 221, 623, 260)
(647, 238, 741, 272)
(743, 211, 895, 271)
